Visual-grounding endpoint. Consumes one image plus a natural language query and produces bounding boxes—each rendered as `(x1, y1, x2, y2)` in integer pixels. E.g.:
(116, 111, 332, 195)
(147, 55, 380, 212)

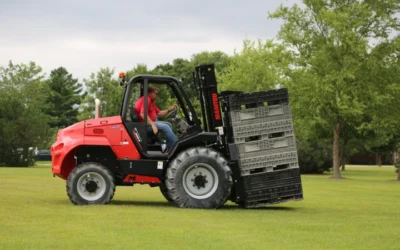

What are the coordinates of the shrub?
(297, 139, 332, 174)
(0, 147, 35, 167)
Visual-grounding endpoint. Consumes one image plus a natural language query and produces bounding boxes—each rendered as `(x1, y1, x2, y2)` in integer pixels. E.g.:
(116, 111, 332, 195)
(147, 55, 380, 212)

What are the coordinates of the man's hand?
(169, 104, 179, 111)
(158, 104, 179, 118)
(152, 124, 158, 135)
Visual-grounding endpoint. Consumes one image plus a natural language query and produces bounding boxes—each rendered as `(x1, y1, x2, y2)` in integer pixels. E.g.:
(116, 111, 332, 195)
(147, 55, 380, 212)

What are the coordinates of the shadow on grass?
(227, 204, 300, 211)
(109, 200, 299, 211)
(49, 199, 175, 208)
(111, 200, 175, 207)
(235, 206, 298, 211)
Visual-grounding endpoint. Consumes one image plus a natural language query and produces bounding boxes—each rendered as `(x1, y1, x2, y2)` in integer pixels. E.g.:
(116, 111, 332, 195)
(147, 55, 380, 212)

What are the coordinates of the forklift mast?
(193, 64, 223, 132)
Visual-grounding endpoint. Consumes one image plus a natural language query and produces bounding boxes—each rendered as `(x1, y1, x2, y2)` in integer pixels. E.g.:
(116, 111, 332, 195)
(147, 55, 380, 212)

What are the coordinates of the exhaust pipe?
(95, 98, 101, 118)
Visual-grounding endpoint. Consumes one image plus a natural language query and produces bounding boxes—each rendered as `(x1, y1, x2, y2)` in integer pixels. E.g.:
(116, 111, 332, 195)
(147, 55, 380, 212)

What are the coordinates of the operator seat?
(129, 106, 159, 144)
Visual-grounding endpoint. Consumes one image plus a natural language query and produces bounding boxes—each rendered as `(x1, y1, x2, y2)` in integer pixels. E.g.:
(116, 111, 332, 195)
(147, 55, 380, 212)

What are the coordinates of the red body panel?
(123, 175, 160, 184)
(51, 116, 141, 180)
(84, 116, 140, 159)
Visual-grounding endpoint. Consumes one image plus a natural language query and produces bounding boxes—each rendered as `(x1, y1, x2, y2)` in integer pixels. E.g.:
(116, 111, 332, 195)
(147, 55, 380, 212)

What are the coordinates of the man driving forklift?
(134, 85, 179, 151)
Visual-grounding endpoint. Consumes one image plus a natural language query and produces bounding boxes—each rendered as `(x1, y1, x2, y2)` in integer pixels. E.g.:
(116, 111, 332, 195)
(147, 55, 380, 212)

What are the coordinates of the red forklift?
(51, 64, 303, 208)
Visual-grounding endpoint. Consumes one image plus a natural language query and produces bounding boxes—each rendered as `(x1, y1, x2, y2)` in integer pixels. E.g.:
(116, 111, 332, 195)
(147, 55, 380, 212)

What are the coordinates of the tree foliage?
(0, 61, 51, 166)
(45, 67, 84, 128)
(78, 68, 123, 120)
(219, 39, 288, 92)
(270, 0, 400, 178)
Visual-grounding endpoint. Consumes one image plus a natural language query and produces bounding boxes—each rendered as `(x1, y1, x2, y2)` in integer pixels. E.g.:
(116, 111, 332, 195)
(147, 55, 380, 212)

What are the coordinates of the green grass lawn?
(0, 166, 399, 250)
(34, 160, 51, 166)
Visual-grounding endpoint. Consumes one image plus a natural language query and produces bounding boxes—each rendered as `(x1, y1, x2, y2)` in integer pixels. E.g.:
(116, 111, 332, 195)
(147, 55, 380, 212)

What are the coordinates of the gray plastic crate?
(238, 150, 299, 175)
(236, 135, 296, 155)
(241, 168, 303, 206)
(240, 150, 298, 166)
(231, 113, 294, 128)
(238, 146, 298, 162)
(232, 117, 294, 136)
(232, 118, 294, 143)
(224, 88, 289, 111)
(229, 103, 291, 124)
(243, 168, 301, 191)
(240, 161, 299, 176)
(233, 130, 294, 144)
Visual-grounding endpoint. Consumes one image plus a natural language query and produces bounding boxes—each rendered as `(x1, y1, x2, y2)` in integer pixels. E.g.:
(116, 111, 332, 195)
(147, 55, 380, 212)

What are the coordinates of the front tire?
(67, 162, 115, 205)
(160, 180, 173, 202)
(166, 147, 232, 208)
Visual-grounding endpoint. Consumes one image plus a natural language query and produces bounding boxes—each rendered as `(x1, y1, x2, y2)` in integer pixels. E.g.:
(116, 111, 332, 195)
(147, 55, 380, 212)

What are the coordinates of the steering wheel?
(165, 108, 178, 120)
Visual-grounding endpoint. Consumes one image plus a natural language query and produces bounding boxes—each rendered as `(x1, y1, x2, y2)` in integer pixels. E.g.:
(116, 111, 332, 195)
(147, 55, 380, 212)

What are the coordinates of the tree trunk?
(394, 151, 400, 181)
(397, 167, 400, 181)
(332, 120, 341, 179)
(376, 153, 382, 167)
(342, 156, 349, 171)
(340, 137, 349, 171)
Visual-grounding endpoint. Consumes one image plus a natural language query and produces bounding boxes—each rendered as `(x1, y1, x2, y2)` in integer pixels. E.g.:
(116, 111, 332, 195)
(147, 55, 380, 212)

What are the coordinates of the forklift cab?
(120, 74, 202, 159)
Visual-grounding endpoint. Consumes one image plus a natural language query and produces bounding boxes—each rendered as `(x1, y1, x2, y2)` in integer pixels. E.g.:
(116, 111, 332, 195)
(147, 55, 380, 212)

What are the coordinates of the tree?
(270, 0, 400, 178)
(190, 51, 232, 107)
(45, 67, 84, 128)
(153, 51, 231, 90)
(78, 68, 122, 120)
(126, 63, 153, 80)
(125, 63, 165, 109)
(153, 58, 191, 82)
(219, 39, 288, 92)
(190, 51, 231, 77)
(0, 61, 51, 166)
(79, 64, 155, 120)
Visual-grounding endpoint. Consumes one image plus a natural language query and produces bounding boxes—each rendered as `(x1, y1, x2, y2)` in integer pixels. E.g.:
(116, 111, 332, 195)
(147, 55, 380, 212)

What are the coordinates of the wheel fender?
(52, 136, 111, 180)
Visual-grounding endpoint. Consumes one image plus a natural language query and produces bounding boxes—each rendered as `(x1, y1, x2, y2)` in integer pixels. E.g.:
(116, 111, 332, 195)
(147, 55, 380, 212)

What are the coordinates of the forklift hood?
(54, 121, 85, 147)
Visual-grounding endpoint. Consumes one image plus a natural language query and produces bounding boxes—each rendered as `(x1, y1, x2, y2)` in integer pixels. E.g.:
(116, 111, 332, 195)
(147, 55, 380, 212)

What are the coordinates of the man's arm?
(140, 113, 158, 134)
(157, 104, 179, 118)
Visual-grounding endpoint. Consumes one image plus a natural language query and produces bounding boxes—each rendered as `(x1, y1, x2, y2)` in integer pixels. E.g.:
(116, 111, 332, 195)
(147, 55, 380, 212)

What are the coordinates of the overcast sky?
(0, 0, 300, 81)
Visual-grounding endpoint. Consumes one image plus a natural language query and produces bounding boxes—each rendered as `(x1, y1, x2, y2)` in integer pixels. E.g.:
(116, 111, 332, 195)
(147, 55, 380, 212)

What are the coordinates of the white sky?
(0, 0, 300, 81)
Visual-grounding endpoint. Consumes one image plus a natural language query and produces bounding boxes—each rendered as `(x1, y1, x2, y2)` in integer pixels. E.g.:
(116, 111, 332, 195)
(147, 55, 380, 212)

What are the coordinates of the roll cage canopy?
(120, 75, 201, 130)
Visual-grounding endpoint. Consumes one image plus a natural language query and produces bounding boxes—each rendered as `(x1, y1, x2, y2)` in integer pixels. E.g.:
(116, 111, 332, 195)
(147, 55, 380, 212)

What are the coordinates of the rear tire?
(67, 162, 115, 205)
(165, 147, 232, 208)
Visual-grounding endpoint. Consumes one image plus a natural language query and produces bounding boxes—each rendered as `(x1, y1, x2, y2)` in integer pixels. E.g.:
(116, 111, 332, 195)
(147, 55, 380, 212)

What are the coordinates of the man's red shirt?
(134, 96, 160, 122)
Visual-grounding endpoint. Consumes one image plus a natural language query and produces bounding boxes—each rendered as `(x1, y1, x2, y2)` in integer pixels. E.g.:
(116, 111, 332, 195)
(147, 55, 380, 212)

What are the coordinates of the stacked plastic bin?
(222, 88, 303, 208)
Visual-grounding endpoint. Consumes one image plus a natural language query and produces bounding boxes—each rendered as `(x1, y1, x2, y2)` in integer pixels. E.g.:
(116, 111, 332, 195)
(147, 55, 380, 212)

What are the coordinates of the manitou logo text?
(212, 93, 221, 120)
(134, 128, 142, 142)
